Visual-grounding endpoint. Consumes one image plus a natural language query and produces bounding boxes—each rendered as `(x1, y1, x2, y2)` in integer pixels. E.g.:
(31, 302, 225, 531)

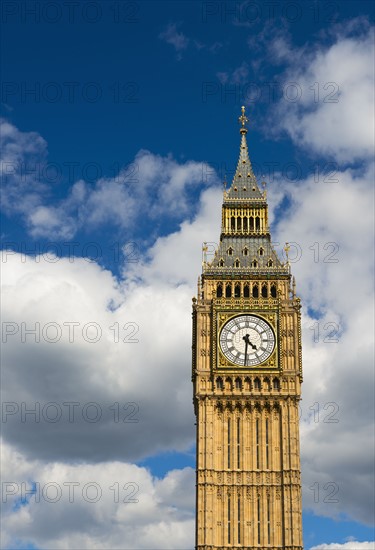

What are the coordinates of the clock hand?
(243, 333, 257, 350)
(242, 334, 249, 366)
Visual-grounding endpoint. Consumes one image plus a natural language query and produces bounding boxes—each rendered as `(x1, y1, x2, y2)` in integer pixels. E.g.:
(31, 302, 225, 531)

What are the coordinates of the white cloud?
(310, 542, 375, 550)
(1, 250, 198, 462)
(0, 124, 216, 239)
(265, 31, 375, 528)
(1, 228, 202, 548)
(28, 150, 215, 239)
(1, 440, 195, 550)
(0, 119, 48, 214)
(125, 186, 222, 287)
(271, 162, 374, 525)
(159, 23, 189, 53)
(270, 26, 374, 163)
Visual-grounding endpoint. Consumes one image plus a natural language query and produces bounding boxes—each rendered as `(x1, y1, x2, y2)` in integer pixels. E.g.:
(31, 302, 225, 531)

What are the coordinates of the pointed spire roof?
(202, 106, 289, 276)
(226, 106, 264, 201)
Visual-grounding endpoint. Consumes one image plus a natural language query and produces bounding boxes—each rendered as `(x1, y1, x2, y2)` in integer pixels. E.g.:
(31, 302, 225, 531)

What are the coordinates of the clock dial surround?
(219, 314, 275, 367)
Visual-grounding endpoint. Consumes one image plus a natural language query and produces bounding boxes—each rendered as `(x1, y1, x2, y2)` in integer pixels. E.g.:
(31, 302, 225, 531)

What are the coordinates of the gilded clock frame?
(212, 299, 282, 373)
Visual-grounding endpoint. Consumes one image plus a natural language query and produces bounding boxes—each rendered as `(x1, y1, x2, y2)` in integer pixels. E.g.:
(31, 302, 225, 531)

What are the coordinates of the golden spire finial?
(238, 105, 248, 134)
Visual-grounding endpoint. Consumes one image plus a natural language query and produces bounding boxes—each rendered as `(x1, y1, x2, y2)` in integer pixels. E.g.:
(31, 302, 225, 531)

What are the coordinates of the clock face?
(219, 314, 275, 367)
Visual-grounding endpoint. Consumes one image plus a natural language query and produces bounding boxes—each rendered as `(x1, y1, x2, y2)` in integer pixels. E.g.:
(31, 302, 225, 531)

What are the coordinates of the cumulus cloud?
(1, 441, 195, 550)
(261, 30, 374, 529)
(125, 186, 222, 287)
(270, 25, 374, 163)
(226, 22, 375, 527)
(34, 149, 215, 239)
(310, 542, 375, 550)
(1, 251, 197, 462)
(0, 123, 216, 240)
(271, 163, 374, 526)
(1, 228, 203, 547)
(0, 181, 221, 547)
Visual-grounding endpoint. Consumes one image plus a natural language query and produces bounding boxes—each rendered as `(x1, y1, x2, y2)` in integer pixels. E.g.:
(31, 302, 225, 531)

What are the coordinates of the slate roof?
(206, 236, 285, 274)
(225, 132, 264, 201)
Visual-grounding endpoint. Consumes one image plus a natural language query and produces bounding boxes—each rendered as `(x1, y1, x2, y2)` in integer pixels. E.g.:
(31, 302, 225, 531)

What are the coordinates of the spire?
(203, 107, 288, 275)
(226, 106, 263, 201)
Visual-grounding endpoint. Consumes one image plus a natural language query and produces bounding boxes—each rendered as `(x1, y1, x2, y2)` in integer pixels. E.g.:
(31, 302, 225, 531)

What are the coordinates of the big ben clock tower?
(192, 107, 303, 549)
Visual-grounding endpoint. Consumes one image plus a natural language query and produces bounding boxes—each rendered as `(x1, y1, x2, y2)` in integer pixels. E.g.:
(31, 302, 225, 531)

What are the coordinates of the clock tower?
(192, 107, 303, 549)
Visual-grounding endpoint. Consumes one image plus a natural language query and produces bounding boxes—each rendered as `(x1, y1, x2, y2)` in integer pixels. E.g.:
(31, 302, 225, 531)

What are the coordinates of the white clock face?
(219, 314, 275, 366)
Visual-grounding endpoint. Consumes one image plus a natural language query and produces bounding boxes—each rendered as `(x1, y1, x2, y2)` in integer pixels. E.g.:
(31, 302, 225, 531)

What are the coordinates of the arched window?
(227, 247, 233, 256)
(216, 377, 223, 390)
(242, 247, 248, 256)
(225, 284, 232, 298)
(255, 216, 260, 230)
(243, 217, 248, 231)
(252, 284, 259, 298)
(234, 259, 240, 268)
(216, 284, 223, 298)
(235, 377, 242, 390)
(254, 377, 261, 390)
(258, 247, 264, 256)
(267, 259, 273, 267)
(273, 377, 280, 390)
(262, 284, 268, 298)
(231, 217, 235, 230)
(271, 284, 277, 298)
(264, 377, 271, 391)
(244, 284, 250, 298)
(250, 216, 254, 230)
(244, 377, 251, 390)
(252, 259, 258, 268)
(234, 283, 240, 297)
(219, 259, 224, 267)
(237, 216, 242, 231)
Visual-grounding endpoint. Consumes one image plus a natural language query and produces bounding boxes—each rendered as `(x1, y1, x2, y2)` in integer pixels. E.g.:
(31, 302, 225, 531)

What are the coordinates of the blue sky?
(1, 1, 374, 549)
